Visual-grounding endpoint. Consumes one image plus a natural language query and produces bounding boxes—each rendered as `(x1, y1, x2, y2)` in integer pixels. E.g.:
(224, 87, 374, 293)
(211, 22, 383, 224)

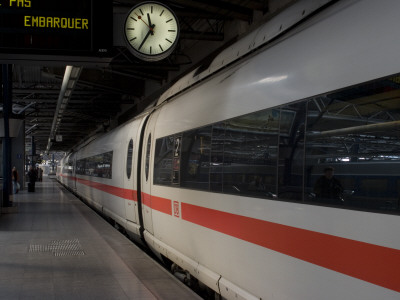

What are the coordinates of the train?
(57, 0, 400, 299)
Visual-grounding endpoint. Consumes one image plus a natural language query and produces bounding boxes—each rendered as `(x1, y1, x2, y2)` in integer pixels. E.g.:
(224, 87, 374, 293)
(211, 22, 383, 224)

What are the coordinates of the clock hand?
(147, 13, 154, 35)
(135, 12, 151, 29)
(138, 24, 155, 50)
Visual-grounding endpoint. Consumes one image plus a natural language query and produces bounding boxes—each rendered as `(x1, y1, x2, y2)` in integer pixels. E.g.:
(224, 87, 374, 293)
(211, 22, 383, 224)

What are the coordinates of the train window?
(305, 75, 400, 212)
(0, 141, 2, 176)
(152, 74, 400, 214)
(76, 158, 86, 175)
(75, 151, 113, 179)
(65, 156, 75, 174)
(181, 126, 212, 190)
(210, 124, 225, 192)
(278, 103, 305, 202)
(126, 139, 134, 179)
(154, 136, 174, 186)
(361, 179, 387, 193)
(222, 109, 279, 198)
(102, 152, 113, 178)
(172, 136, 182, 185)
(145, 134, 151, 182)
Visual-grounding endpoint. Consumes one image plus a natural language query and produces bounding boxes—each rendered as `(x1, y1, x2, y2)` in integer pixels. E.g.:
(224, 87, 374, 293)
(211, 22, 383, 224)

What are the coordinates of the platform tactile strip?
(29, 238, 85, 256)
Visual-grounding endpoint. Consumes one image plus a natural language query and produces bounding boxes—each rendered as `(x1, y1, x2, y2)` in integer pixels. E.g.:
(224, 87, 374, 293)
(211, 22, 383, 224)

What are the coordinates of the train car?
(57, 0, 400, 299)
(58, 113, 150, 239)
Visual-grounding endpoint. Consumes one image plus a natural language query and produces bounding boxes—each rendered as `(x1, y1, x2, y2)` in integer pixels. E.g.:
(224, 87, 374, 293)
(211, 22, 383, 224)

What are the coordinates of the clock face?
(124, 2, 180, 61)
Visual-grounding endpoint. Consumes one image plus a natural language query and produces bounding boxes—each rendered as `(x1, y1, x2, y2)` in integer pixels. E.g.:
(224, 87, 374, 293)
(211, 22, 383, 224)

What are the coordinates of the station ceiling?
(3, 0, 296, 155)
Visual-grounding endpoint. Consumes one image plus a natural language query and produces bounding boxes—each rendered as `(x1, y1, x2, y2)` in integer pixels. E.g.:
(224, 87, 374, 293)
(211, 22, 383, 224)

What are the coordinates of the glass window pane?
(222, 109, 279, 198)
(305, 76, 400, 212)
(102, 151, 113, 178)
(181, 126, 212, 190)
(145, 134, 151, 182)
(76, 158, 86, 175)
(75, 151, 113, 179)
(154, 136, 173, 186)
(210, 124, 225, 192)
(278, 103, 306, 202)
(172, 136, 182, 185)
(0, 141, 2, 176)
(126, 139, 134, 179)
(66, 156, 74, 174)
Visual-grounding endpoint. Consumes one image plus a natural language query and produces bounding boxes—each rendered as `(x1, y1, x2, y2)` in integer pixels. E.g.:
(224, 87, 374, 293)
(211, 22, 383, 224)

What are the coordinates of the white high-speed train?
(57, 1, 400, 299)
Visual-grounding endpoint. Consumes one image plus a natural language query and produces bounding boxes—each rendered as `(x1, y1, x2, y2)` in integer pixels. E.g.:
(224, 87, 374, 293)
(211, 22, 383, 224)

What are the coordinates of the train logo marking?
(174, 201, 180, 217)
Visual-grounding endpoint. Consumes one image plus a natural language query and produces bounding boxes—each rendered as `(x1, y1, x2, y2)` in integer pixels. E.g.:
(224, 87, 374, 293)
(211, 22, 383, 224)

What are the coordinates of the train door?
(67, 153, 77, 191)
(124, 137, 136, 223)
(140, 111, 160, 235)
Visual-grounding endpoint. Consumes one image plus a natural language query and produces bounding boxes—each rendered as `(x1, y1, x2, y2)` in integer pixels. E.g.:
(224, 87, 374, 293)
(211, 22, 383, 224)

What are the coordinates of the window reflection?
(278, 103, 306, 202)
(222, 109, 279, 198)
(154, 136, 174, 186)
(153, 74, 400, 214)
(306, 77, 400, 211)
(145, 134, 151, 182)
(76, 151, 113, 179)
(126, 139, 134, 179)
(181, 127, 211, 190)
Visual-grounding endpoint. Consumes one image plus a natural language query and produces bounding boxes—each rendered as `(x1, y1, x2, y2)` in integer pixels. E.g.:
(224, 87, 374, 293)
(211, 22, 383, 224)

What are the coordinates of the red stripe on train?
(181, 202, 400, 293)
(76, 178, 137, 201)
(142, 192, 172, 215)
(61, 175, 171, 214)
(60, 174, 400, 292)
(61, 174, 137, 201)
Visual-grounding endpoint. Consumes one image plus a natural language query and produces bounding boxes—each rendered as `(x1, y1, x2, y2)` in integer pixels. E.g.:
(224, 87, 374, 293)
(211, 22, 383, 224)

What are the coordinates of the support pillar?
(2, 64, 13, 207)
(31, 136, 36, 167)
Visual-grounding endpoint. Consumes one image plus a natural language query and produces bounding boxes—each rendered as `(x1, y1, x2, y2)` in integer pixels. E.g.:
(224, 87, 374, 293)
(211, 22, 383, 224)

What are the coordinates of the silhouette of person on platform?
(314, 167, 343, 202)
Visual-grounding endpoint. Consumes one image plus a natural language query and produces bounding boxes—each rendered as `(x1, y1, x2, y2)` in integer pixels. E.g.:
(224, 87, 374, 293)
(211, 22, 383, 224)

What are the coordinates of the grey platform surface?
(0, 178, 201, 300)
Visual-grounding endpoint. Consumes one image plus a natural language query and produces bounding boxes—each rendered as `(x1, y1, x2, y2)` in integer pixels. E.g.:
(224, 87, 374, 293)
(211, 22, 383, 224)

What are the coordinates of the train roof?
(156, 0, 332, 106)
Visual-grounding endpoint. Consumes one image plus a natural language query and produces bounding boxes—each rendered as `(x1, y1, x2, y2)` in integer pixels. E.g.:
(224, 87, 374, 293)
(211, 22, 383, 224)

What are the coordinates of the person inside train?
(313, 166, 344, 202)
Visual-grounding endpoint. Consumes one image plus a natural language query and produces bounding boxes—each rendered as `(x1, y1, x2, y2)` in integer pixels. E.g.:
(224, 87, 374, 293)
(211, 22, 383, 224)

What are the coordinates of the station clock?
(124, 1, 180, 62)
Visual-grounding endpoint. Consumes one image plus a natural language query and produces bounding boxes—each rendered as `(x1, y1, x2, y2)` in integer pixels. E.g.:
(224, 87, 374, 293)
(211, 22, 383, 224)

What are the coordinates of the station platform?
(0, 177, 201, 300)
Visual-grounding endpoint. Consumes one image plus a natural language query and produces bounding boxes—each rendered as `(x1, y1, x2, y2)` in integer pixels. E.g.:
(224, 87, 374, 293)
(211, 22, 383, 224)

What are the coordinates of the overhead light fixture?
(12, 101, 37, 115)
(46, 65, 82, 154)
(25, 124, 38, 135)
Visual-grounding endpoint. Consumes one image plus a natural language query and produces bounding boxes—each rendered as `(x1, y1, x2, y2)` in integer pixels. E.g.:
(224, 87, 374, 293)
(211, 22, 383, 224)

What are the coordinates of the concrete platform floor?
(0, 177, 201, 300)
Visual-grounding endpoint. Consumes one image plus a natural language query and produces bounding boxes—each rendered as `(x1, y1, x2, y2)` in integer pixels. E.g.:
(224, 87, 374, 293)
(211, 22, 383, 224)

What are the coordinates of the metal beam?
(13, 98, 94, 104)
(180, 31, 224, 41)
(219, 0, 268, 11)
(13, 89, 97, 95)
(169, 0, 253, 21)
(307, 120, 400, 139)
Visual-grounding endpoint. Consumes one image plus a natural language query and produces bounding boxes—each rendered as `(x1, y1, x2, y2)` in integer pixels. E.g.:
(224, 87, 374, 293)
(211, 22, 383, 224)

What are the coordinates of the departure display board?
(0, 0, 112, 56)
